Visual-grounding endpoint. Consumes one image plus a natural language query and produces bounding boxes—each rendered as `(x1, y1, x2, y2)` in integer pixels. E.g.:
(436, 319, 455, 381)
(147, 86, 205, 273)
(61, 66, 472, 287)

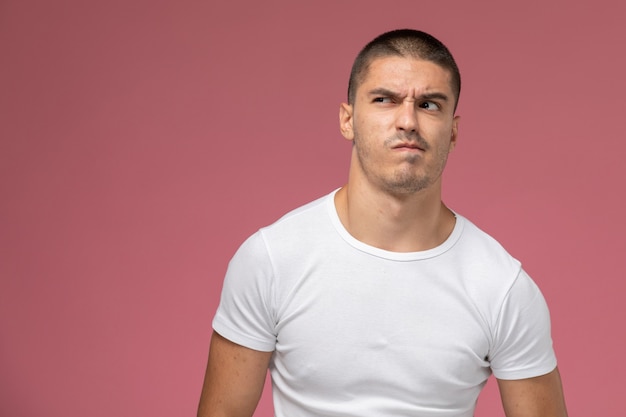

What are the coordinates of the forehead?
(359, 56, 453, 96)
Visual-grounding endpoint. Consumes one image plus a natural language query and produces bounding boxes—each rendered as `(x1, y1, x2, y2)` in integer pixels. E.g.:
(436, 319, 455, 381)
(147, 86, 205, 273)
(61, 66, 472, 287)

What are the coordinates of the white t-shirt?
(213, 190, 556, 416)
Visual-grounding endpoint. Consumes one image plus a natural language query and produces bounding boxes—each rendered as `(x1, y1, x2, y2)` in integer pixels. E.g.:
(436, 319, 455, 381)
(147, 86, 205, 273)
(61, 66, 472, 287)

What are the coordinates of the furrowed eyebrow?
(367, 88, 401, 99)
(420, 92, 449, 102)
(367, 88, 449, 102)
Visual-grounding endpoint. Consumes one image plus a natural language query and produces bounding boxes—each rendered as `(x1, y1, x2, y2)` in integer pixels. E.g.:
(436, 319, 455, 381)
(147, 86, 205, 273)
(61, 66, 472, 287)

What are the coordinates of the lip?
(392, 142, 425, 152)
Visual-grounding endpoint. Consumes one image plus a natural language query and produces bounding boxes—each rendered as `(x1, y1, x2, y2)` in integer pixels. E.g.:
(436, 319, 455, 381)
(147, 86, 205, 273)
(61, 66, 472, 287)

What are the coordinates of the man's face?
(340, 56, 459, 196)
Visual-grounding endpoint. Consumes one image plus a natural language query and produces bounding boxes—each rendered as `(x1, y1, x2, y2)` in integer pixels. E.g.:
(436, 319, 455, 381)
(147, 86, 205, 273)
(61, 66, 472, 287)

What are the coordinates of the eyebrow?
(367, 88, 450, 102)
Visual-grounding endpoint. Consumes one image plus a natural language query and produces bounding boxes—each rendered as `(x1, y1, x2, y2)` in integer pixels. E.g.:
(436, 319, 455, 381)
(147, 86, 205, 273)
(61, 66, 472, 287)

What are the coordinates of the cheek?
(428, 123, 455, 145)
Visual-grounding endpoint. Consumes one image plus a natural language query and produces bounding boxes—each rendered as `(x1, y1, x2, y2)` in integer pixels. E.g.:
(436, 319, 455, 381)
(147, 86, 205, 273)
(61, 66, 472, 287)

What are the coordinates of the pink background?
(1, 1, 624, 416)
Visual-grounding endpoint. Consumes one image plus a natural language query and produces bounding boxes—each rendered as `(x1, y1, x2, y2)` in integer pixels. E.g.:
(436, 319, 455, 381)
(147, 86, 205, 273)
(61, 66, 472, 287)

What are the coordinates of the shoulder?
(448, 215, 526, 313)
(258, 191, 335, 243)
(267, 192, 331, 227)
(454, 215, 522, 273)
(232, 191, 335, 260)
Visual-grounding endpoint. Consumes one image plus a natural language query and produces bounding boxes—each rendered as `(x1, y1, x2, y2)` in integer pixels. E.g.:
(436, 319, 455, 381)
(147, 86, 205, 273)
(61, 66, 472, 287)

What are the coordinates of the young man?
(198, 29, 568, 417)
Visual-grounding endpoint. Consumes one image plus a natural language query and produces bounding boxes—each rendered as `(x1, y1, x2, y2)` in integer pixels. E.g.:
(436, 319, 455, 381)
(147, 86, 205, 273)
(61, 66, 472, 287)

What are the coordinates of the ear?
(449, 115, 460, 152)
(339, 103, 354, 141)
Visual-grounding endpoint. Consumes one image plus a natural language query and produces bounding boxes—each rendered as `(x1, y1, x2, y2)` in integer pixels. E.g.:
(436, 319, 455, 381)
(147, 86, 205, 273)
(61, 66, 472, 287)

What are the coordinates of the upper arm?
(497, 367, 568, 417)
(197, 331, 273, 417)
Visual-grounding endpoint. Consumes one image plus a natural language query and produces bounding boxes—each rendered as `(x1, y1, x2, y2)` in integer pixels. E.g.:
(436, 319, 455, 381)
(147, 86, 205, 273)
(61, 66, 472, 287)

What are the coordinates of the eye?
(420, 101, 440, 111)
(373, 97, 393, 104)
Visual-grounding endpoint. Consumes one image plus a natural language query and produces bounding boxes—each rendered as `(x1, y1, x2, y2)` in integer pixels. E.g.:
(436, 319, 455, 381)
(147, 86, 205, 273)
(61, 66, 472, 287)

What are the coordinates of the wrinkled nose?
(396, 101, 418, 133)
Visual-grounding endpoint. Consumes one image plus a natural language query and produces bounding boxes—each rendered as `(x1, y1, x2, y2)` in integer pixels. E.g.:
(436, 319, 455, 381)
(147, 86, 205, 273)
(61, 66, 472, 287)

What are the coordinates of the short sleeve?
(212, 231, 277, 352)
(489, 269, 557, 380)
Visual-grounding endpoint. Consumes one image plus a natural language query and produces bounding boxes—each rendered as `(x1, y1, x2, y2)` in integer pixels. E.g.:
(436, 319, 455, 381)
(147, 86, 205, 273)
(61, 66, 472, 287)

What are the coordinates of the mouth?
(392, 142, 425, 152)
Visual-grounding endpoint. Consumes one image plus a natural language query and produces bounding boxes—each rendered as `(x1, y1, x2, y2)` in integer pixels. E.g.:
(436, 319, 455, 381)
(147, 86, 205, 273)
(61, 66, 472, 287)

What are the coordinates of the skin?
(197, 332, 272, 417)
(336, 56, 459, 252)
(197, 55, 568, 417)
(498, 368, 569, 417)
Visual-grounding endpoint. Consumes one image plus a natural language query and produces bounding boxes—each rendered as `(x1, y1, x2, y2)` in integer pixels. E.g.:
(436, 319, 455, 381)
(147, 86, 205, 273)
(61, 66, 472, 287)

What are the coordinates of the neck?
(334, 181, 455, 253)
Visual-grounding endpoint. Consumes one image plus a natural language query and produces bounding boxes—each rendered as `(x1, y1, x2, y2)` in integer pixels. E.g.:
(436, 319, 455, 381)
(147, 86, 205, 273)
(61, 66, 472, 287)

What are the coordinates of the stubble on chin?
(387, 167, 432, 195)
(353, 132, 435, 195)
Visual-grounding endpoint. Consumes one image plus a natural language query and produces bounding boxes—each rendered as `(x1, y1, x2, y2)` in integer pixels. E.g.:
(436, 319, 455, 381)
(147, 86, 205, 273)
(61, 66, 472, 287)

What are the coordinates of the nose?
(396, 100, 418, 133)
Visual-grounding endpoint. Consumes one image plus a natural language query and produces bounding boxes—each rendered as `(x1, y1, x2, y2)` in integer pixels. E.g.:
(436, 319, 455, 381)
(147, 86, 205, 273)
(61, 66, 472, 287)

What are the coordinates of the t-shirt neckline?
(326, 188, 464, 262)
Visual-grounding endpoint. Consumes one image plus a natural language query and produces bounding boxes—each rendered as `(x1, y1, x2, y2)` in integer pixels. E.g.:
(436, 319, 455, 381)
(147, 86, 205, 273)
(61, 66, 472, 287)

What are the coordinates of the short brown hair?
(347, 29, 461, 109)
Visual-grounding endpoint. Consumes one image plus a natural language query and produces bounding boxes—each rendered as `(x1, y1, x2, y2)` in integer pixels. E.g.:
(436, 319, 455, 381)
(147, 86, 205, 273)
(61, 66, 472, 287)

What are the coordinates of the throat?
(335, 186, 456, 252)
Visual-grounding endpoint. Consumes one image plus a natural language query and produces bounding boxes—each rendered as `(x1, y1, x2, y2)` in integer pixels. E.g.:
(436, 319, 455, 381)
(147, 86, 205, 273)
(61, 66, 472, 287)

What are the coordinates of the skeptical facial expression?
(340, 56, 459, 196)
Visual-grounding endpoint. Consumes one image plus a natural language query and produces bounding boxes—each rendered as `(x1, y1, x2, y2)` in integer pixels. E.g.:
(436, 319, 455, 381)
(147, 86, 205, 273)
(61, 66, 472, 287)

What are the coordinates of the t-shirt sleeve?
(212, 231, 277, 352)
(489, 269, 557, 380)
